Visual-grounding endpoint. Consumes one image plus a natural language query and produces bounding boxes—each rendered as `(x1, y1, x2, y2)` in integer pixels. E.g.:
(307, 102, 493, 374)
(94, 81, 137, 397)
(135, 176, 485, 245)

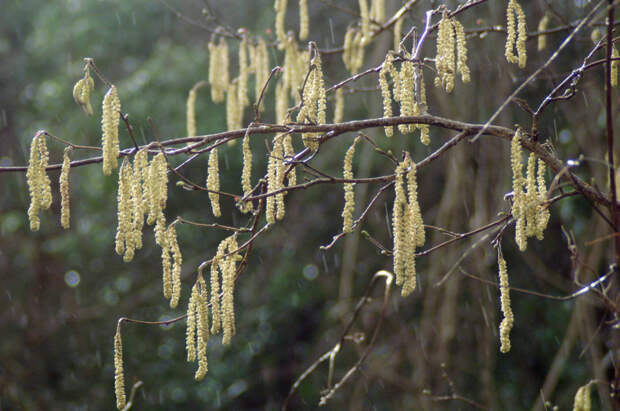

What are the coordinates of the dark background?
(0, 0, 616, 409)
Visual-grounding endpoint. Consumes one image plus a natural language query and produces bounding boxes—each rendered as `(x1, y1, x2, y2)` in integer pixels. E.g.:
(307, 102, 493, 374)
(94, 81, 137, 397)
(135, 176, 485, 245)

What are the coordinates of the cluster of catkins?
(185, 235, 241, 380)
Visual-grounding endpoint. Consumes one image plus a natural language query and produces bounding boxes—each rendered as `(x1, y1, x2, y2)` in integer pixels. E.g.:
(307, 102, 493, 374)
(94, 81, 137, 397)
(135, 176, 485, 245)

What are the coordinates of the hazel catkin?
(101, 85, 121, 176)
(59, 147, 72, 229)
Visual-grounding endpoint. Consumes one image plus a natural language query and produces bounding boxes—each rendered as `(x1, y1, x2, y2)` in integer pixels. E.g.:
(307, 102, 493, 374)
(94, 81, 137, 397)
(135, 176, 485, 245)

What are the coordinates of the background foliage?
(0, 0, 618, 409)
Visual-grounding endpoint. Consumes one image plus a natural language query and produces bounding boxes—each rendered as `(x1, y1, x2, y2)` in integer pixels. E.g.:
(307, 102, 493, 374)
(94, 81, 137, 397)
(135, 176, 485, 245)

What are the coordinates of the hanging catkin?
(101, 85, 121, 175)
(505, 0, 527, 68)
(207, 148, 221, 217)
(59, 147, 72, 229)
(342, 138, 359, 234)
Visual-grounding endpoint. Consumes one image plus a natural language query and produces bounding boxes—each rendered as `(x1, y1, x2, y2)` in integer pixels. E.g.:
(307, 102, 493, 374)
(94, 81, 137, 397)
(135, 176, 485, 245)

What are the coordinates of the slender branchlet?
(26, 132, 52, 231)
(573, 383, 592, 411)
(379, 53, 395, 137)
(275, 0, 288, 48)
(72, 66, 95, 115)
(252, 37, 270, 106)
(343, 27, 366, 74)
(392, 159, 408, 286)
(342, 137, 360, 234)
(168, 224, 182, 309)
(115, 159, 135, 262)
(511, 128, 527, 251)
(497, 250, 513, 354)
(537, 14, 550, 51)
(435, 13, 456, 93)
(505, 0, 527, 68)
(612, 45, 619, 88)
(59, 147, 72, 229)
(194, 273, 209, 380)
(114, 322, 126, 410)
(393, 15, 403, 52)
(283, 134, 296, 186)
(208, 38, 230, 103)
(370, 0, 385, 23)
(226, 81, 242, 131)
(207, 147, 221, 217)
(240, 128, 253, 213)
(299, 0, 309, 41)
(101, 85, 121, 175)
(333, 88, 344, 124)
(238, 36, 250, 109)
(359, 0, 370, 45)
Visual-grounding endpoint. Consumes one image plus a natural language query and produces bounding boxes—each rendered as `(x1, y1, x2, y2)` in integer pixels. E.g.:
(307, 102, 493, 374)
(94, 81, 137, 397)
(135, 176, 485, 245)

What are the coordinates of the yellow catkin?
(435, 14, 455, 93)
(207, 148, 221, 217)
(393, 16, 403, 52)
(612, 45, 619, 88)
(398, 59, 415, 134)
(114, 323, 126, 410)
(333, 88, 344, 124)
(392, 160, 408, 286)
(342, 138, 359, 234)
(506, 0, 527, 68)
(168, 224, 182, 309)
(453, 19, 470, 84)
(266, 135, 284, 223)
(210, 239, 227, 335)
(299, 0, 309, 41)
(573, 383, 591, 411)
(115, 159, 135, 262)
(208, 38, 230, 103)
(253, 37, 270, 106)
(26, 133, 52, 231)
(131, 149, 148, 249)
(59, 147, 71, 229)
(275, 0, 288, 48)
(186, 280, 198, 363)
(194, 273, 209, 380)
(379, 53, 394, 137)
(240, 128, 253, 213)
(536, 158, 550, 239)
(415, 67, 430, 144)
(238, 37, 250, 109)
(343, 27, 366, 74)
(147, 153, 168, 247)
(407, 159, 425, 248)
(525, 153, 539, 238)
(101, 85, 121, 176)
(161, 233, 172, 300)
(370, 0, 385, 23)
(187, 82, 204, 138)
(226, 81, 241, 131)
(275, 80, 289, 125)
(283, 134, 296, 186)
(498, 252, 514, 353)
(537, 14, 550, 51)
(222, 235, 239, 345)
(511, 128, 527, 251)
(73, 67, 95, 115)
(402, 156, 423, 296)
(359, 0, 370, 45)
